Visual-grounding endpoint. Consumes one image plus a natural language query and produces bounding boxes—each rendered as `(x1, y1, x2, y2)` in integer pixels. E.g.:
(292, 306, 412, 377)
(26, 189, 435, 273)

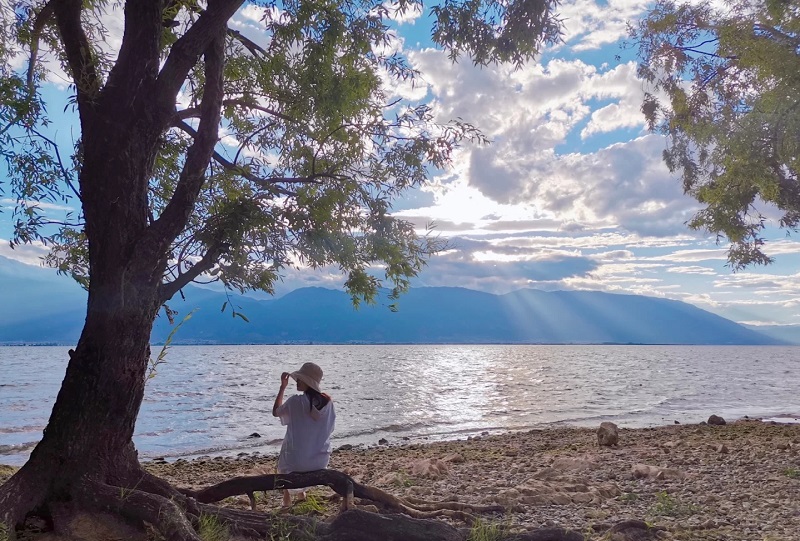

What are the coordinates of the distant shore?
(2, 419, 799, 540)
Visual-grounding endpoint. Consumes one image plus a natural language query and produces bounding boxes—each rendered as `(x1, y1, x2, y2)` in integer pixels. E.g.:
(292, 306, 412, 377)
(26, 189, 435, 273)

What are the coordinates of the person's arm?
(272, 371, 290, 417)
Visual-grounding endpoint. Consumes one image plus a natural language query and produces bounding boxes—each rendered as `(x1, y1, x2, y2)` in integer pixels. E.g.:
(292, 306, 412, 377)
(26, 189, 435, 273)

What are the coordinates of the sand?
(3, 419, 799, 540)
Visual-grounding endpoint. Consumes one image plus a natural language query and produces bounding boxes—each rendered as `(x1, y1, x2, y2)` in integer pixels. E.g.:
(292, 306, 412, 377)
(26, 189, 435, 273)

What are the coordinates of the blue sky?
(2, 1, 800, 327)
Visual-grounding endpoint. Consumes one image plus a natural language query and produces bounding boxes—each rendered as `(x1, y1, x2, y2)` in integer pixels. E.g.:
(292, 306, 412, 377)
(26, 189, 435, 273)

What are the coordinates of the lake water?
(1, 345, 799, 466)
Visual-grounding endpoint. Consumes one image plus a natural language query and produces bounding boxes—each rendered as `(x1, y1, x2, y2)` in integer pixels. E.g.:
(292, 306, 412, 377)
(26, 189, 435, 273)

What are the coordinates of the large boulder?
(597, 422, 619, 446)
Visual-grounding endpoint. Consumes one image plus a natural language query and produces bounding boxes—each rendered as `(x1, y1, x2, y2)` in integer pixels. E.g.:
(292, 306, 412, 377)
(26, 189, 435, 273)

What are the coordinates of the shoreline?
(145, 419, 798, 539)
(5, 414, 799, 469)
(1, 419, 799, 539)
(6, 419, 792, 540)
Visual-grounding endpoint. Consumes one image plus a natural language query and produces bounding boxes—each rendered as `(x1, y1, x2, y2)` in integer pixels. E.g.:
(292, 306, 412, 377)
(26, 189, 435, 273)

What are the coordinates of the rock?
(499, 527, 584, 541)
(409, 458, 449, 479)
(550, 457, 598, 471)
(378, 438, 388, 445)
(717, 444, 729, 454)
(708, 414, 726, 426)
(248, 432, 261, 438)
(631, 464, 685, 480)
(608, 519, 664, 541)
(442, 453, 465, 464)
(336, 444, 354, 451)
(597, 422, 619, 446)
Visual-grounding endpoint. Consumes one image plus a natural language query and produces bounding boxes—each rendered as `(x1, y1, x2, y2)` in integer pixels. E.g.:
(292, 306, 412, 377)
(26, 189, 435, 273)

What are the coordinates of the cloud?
(0, 240, 50, 266)
(558, 0, 650, 52)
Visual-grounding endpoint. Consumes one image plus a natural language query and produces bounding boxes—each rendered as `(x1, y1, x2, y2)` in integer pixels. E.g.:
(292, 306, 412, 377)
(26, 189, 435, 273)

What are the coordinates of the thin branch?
(753, 24, 800, 49)
(30, 128, 81, 200)
(227, 27, 269, 57)
(173, 120, 295, 196)
(52, 0, 101, 117)
(26, 0, 56, 91)
(177, 98, 295, 123)
(233, 122, 276, 165)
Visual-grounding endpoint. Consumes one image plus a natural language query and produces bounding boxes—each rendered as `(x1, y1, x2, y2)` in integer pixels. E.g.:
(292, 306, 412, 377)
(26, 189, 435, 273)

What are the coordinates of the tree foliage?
(634, 0, 800, 269)
(0, 0, 562, 306)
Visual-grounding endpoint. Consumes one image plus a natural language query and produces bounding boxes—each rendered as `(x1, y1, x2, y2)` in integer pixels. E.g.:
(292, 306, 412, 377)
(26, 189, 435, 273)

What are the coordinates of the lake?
(1, 344, 799, 466)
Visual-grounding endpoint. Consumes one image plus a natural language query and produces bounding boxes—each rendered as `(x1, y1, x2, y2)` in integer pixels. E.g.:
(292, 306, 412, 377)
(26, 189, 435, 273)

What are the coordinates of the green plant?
(147, 309, 197, 381)
(291, 493, 327, 515)
(393, 471, 415, 488)
(784, 467, 800, 479)
(197, 513, 229, 541)
(266, 515, 296, 541)
(619, 492, 638, 503)
(467, 518, 505, 541)
(650, 491, 699, 517)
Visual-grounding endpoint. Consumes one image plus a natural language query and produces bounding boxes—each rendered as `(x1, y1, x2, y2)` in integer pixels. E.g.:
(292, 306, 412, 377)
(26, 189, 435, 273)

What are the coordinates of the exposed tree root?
(0, 464, 50, 540)
(2, 466, 591, 541)
(182, 468, 504, 522)
(77, 479, 201, 541)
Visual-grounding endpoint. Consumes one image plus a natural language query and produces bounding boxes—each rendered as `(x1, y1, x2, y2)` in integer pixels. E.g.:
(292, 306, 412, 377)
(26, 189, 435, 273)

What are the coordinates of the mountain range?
(1, 255, 792, 345)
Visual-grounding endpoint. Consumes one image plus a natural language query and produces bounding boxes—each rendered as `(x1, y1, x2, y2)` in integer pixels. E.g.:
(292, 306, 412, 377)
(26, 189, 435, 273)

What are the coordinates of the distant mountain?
(0, 256, 782, 345)
(743, 324, 800, 345)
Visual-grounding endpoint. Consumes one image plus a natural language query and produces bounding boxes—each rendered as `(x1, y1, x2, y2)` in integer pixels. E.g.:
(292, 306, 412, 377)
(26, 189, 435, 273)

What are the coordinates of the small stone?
(717, 444, 729, 454)
(708, 414, 726, 426)
(248, 432, 261, 438)
(378, 438, 388, 445)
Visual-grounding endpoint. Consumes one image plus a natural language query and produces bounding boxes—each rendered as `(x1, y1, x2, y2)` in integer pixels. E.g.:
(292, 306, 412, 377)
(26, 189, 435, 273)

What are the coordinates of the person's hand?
(279, 372, 290, 389)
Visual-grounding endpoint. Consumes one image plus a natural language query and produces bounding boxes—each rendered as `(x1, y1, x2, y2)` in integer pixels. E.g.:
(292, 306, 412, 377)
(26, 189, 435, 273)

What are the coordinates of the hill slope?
(0, 256, 781, 345)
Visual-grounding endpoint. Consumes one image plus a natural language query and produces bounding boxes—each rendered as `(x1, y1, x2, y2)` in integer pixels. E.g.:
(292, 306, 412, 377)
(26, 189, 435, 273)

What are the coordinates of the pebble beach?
(137, 418, 800, 540)
(2, 418, 799, 540)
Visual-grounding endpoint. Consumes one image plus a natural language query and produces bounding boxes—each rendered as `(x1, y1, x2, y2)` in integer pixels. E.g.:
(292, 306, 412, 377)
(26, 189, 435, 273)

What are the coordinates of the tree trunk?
(0, 95, 167, 527)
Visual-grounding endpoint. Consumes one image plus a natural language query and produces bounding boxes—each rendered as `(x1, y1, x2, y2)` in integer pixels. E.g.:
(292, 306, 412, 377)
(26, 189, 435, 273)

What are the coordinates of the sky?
(2, 0, 800, 327)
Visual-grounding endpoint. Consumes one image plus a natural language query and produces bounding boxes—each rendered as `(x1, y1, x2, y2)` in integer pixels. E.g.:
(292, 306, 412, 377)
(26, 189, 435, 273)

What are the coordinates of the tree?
(0, 1, 561, 538)
(634, 0, 800, 269)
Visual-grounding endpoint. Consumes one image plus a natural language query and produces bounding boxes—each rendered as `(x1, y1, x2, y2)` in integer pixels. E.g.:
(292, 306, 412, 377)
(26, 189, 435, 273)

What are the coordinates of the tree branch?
(140, 31, 227, 263)
(173, 120, 296, 196)
(155, 0, 245, 122)
(227, 27, 269, 57)
(178, 98, 295, 123)
(159, 247, 222, 303)
(30, 128, 81, 200)
(26, 0, 56, 91)
(101, 0, 164, 109)
(52, 0, 101, 118)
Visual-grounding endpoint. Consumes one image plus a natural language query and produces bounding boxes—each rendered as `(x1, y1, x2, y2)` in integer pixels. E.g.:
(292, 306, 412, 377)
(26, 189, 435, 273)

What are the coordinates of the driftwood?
(182, 468, 504, 521)
(181, 469, 586, 541)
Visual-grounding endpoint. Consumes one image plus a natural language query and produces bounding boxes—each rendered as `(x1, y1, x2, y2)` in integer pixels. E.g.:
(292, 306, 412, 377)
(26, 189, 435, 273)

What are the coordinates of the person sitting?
(272, 361, 336, 507)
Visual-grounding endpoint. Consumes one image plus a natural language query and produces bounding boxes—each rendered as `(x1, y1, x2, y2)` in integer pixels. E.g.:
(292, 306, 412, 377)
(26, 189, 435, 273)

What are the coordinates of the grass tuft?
(467, 518, 505, 541)
(291, 493, 327, 515)
(197, 513, 229, 541)
(649, 491, 699, 517)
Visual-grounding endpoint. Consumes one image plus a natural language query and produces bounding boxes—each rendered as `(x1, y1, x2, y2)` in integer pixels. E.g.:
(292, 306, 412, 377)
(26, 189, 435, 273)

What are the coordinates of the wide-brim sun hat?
(289, 362, 323, 393)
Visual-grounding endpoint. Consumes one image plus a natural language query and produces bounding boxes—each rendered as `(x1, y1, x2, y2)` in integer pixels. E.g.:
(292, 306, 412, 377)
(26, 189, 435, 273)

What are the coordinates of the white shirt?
(276, 393, 336, 473)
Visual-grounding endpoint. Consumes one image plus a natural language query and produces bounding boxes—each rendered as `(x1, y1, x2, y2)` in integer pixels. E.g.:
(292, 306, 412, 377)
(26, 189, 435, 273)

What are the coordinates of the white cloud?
(0, 240, 50, 266)
(558, 0, 650, 52)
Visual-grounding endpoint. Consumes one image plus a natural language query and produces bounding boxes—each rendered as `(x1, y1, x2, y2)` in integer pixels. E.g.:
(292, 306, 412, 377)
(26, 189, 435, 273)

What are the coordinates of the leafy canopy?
(0, 0, 561, 307)
(634, 0, 800, 269)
